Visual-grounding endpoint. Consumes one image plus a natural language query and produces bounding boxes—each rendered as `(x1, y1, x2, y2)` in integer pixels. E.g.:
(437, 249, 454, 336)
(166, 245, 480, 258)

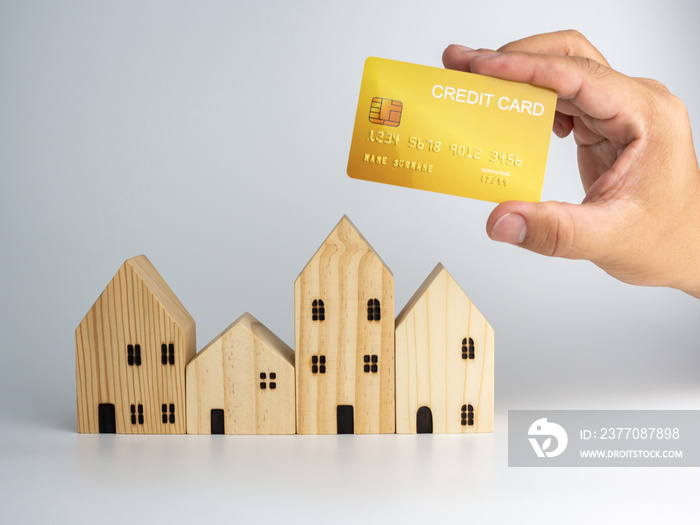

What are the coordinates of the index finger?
(443, 30, 610, 74)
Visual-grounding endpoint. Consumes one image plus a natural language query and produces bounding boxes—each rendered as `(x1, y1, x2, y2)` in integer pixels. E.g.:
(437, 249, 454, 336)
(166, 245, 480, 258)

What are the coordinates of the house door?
(337, 405, 354, 434)
(210, 409, 225, 434)
(416, 406, 433, 434)
(98, 403, 116, 433)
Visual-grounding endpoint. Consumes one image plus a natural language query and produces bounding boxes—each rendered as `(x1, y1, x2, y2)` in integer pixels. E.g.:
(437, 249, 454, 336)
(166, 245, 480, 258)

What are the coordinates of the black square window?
(162, 404, 175, 424)
(312, 365, 318, 374)
(367, 299, 381, 321)
(270, 382, 276, 389)
(312, 299, 325, 321)
(162, 343, 175, 365)
(260, 372, 266, 379)
(320, 365, 326, 374)
(260, 382, 267, 389)
(131, 404, 144, 425)
(461, 404, 474, 427)
(462, 338, 475, 360)
(319, 355, 326, 364)
(128, 344, 142, 366)
(312, 356, 318, 364)
(270, 373, 276, 379)
(363, 355, 379, 373)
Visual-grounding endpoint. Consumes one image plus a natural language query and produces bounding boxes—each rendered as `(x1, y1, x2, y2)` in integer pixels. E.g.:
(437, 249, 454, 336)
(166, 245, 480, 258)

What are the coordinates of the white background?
(1, 1, 699, 522)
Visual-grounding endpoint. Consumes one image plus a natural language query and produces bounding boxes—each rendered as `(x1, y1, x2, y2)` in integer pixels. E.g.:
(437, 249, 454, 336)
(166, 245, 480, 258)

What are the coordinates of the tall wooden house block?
(75, 255, 196, 434)
(295, 216, 395, 434)
(186, 313, 295, 435)
(395, 264, 494, 434)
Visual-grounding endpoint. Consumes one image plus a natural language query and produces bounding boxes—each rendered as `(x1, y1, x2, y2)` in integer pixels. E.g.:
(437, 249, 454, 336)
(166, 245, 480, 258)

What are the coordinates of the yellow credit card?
(347, 57, 557, 203)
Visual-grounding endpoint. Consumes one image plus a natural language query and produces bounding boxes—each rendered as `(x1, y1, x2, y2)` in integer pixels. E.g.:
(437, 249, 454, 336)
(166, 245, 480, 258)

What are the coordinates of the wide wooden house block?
(75, 255, 196, 434)
(295, 216, 395, 434)
(186, 312, 295, 435)
(395, 264, 494, 434)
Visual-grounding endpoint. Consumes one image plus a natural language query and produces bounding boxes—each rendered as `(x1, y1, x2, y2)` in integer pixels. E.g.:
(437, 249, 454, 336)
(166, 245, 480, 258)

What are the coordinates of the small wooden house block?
(186, 312, 295, 435)
(75, 255, 196, 434)
(295, 216, 395, 434)
(395, 264, 494, 434)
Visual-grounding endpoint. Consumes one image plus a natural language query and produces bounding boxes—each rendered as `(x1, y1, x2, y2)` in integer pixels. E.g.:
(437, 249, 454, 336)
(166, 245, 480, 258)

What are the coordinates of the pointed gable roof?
(296, 215, 392, 281)
(396, 263, 482, 327)
(190, 312, 294, 367)
(79, 254, 195, 331)
(126, 255, 195, 330)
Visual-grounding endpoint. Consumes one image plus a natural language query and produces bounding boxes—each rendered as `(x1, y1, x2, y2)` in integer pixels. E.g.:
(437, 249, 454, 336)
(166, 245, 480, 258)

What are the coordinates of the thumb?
(486, 200, 611, 260)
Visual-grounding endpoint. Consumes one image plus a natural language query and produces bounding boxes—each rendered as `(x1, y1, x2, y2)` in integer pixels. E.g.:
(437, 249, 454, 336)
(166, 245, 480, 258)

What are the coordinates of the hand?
(443, 30, 700, 298)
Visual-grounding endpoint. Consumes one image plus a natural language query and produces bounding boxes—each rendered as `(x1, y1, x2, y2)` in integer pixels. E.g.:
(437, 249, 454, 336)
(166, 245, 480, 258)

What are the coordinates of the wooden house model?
(395, 264, 494, 434)
(295, 216, 395, 434)
(75, 255, 196, 434)
(186, 312, 295, 435)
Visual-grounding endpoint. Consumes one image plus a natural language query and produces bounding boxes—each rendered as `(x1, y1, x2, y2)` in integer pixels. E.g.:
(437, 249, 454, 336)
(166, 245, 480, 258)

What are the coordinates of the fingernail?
(450, 44, 474, 52)
(491, 213, 526, 244)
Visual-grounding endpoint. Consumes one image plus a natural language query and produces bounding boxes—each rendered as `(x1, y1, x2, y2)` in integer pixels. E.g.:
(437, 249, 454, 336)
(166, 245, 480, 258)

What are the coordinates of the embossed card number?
(347, 57, 557, 203)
